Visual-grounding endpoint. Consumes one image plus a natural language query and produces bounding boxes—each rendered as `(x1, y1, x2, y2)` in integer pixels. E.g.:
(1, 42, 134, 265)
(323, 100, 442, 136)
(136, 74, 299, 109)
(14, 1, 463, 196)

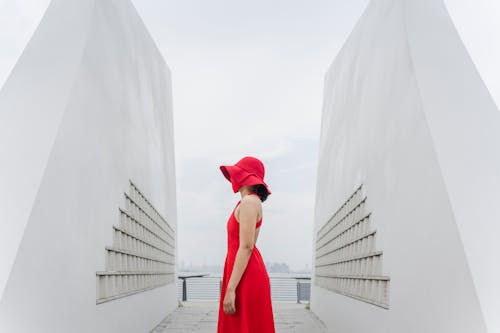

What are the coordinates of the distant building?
(266, 262, 290, 273)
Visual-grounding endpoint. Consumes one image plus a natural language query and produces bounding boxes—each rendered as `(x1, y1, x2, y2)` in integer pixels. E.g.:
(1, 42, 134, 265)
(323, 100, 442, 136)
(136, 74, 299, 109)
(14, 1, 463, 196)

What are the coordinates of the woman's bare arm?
(223, 196, 260, 314)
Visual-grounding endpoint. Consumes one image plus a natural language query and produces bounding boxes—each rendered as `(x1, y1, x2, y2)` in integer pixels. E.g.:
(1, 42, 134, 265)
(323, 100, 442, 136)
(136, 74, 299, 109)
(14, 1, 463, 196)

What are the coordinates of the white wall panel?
(311, 0, 499, 331)
(0, 0, 178, 332)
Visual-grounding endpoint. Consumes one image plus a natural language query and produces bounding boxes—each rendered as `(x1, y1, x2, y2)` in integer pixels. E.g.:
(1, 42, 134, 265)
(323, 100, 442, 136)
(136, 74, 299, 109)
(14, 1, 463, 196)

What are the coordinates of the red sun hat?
(219, 156, 272, 194)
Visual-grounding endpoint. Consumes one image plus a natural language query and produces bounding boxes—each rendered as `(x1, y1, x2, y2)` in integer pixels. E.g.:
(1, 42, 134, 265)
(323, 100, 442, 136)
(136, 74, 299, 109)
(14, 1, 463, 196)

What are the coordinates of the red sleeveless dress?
(217, 195, 275, 333)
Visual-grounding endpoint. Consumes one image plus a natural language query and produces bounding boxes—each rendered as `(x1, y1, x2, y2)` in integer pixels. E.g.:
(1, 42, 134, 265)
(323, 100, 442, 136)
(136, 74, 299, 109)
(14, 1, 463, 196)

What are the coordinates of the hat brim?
(219, 164, 271, 194)
(219, 165, 239, 182)
(239, 174, 272, 194)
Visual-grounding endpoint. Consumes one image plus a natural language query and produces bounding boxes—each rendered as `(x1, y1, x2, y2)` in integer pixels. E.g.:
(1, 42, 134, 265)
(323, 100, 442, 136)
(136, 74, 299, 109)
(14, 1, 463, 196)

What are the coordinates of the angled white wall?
(311, 0, 500, 332)
(0, 0, 178, 332)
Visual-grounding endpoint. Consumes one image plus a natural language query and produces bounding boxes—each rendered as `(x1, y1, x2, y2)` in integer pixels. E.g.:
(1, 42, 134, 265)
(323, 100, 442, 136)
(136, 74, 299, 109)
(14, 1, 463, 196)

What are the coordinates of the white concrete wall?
(311, 0, 500, 332)
(0, 0, 178, 332)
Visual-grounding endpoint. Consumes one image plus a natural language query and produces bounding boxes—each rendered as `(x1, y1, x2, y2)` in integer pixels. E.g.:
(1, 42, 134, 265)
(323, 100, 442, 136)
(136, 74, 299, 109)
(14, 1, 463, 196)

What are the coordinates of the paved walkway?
(151, 301, 331, 333)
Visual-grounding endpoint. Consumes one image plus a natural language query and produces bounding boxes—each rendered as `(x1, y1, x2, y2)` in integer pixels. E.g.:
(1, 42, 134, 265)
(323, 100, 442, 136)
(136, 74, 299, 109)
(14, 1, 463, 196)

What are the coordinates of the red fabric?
(217, 197, 275, 333)
(219, 156, 272, 194)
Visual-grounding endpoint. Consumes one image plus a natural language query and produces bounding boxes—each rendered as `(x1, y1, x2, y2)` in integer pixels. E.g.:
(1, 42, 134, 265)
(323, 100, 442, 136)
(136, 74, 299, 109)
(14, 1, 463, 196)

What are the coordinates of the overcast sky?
(1, 0, 500, 271)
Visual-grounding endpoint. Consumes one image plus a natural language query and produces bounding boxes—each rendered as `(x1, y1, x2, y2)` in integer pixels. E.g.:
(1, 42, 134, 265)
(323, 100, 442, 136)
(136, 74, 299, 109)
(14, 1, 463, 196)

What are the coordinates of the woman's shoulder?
(237, 194, 262, 222)
(238, 194, 262, 214)
(241, 193, 262, 205)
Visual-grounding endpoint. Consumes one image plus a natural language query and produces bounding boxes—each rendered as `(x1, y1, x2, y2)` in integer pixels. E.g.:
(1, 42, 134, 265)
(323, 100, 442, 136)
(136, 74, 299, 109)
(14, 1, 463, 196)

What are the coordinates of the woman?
(217, 156, 276, 333)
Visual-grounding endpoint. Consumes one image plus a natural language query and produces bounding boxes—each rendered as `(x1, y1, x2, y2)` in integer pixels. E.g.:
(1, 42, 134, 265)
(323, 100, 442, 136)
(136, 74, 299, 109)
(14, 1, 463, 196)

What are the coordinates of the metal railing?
(177, 275, 311, 303)
(296, 278, 311, 303)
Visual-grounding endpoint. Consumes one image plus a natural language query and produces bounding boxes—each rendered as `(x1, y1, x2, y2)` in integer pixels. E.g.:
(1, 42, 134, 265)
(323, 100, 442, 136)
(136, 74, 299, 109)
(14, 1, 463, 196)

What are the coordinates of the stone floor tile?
(150, 301, 331, 333)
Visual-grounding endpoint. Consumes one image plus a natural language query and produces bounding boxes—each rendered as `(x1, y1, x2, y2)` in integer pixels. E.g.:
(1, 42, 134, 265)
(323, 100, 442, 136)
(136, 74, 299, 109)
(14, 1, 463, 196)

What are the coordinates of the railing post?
(178, 274, 208, 302)
(297, 281, 300, 304)
(182, 278, 187, 301)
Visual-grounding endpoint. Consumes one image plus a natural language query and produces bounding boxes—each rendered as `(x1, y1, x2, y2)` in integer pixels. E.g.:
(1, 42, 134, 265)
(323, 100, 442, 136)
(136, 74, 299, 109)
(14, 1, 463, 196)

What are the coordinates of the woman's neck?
(239, 186, 254, 198)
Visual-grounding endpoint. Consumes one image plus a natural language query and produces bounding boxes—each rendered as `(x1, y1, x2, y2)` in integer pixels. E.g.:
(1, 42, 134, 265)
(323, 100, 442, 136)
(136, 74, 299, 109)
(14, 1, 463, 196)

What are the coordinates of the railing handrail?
(178, 273, 209, 279)
(177, 275, 311, 303)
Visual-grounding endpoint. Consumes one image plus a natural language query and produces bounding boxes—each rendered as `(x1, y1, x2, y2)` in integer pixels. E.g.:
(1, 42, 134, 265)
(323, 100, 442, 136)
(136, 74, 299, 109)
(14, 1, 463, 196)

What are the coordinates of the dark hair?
(251, 184, 269, 202)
